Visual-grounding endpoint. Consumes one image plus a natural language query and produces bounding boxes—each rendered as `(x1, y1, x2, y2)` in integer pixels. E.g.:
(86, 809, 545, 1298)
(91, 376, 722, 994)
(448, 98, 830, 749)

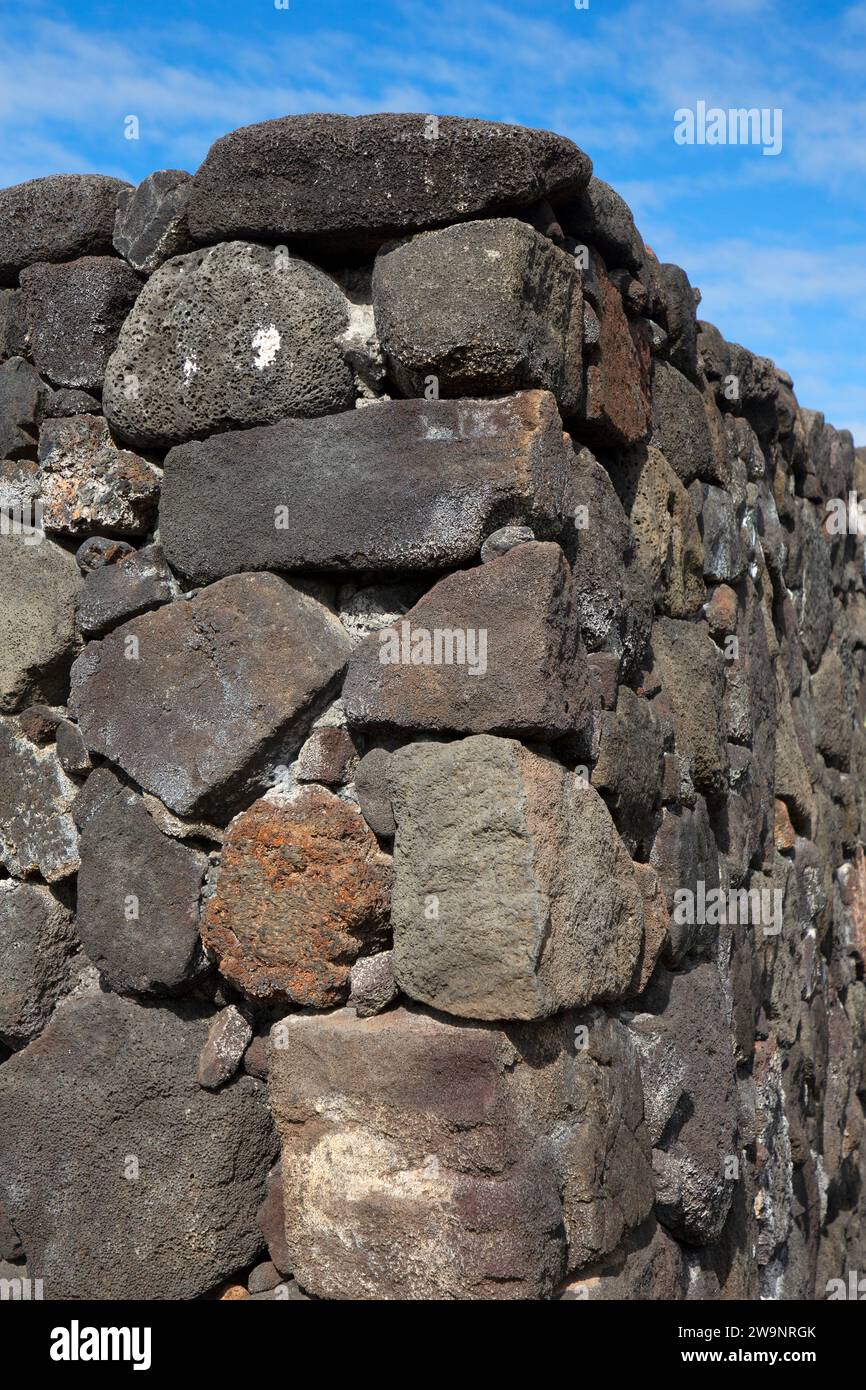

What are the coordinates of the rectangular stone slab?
(158, 391, 571, 584)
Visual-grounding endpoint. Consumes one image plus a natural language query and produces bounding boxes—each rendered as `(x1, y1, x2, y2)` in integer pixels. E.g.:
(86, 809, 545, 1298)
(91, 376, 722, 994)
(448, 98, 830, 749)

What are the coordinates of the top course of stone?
(0, 113, 593, 283)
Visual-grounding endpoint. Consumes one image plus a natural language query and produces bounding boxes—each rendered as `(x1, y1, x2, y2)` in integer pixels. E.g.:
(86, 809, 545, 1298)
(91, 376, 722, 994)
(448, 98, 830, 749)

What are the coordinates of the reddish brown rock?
(629, 863, 669, 995)
(582, 273, 650, 447)
(705, 583, 738, 638)
(202, 786, 392, 1006)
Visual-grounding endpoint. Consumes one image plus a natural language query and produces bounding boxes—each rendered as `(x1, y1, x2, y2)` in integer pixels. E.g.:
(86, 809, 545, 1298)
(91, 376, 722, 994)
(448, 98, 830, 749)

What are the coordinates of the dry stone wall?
(1, 112, 865, 1302)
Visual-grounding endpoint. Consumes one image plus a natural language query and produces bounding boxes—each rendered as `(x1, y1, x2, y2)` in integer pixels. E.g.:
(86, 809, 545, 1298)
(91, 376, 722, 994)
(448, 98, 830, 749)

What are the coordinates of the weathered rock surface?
(158, 391, 571, 583)
(651, 360, 718, 485)
(344, 542, 589, 739)
(268, 1004, 653, 1299)
(0, 174, 129, 285)
(348, 950, 398, 1018)
(70, 574, 352, 816)
(389, 736, 644, 1020)
(202, 786, 392, 1006)
(564, 448, 652, 679)
(36, 414, 161, 536)
(591, 686, 664, 856)
(0, 532, 81, 712)
(187, 114, 592, 255)
(21, 257, 141, 391)
(625, 964, 739, 1245)
(113, 170, 194, 273)
(74, 767, 208, 995)
(196, 1005, 253, 1089)
(559, 177, 646, 274)
(0, 987, 277, 1299)
(102, 241, 354, 446)
(652, 617, 728, 799)
(373, 219, 583, 415)
(609, 444, 705, 618)
(0, 881, 78, 1048)
(75, 543, 177, 637)
(581, 271, 650, 446)
(0, 718, 79, 881)
(0, 355, 47, 457)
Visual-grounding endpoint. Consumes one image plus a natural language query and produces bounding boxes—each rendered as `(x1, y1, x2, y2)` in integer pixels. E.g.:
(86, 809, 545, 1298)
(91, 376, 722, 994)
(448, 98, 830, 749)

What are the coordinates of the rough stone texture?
(2, 110, 865, 1305)
(158, 391, 572, 583)
(582, 271, 650, 447)
(70, 574, 352, 816)
(0, 987, 277, 1299)
(0, 355, 47, 457)
(348, 950, 398, 1018)
(197, 1005, 253, 1090)
(21, 257, 141, 391)
(187, 114, 592, 256)
(74, 767, 208, 996)
(559, 176, 646, 274)
(373, 219, 583, 416)
(0, 174, 129, 285)
(0, 532, 82, 712)
(0, 718, 79, 881)
(36, 414, 161, 536)
(201, 786, 392, 1006)
(0, 881, 78, 1048)
(563, 448, 652, 680)
(354, 747, 396, 837)
(102, 241, 354, 447)
(559, 1217, 685, 1300)
(389, 736, 644, 1020)
(268, 1004, 653, 1299)
(609, 444, 705, 618)
(295, 726, 358, 786)
(344, 543, 589, 740)
(651, 360, 719, 486)
(113, 170, 194, 272)
(652, 617, 728, 800)
(625, 964, 738, 1244)
(76, 543, 177, 637)
(591, 686, 664, 856)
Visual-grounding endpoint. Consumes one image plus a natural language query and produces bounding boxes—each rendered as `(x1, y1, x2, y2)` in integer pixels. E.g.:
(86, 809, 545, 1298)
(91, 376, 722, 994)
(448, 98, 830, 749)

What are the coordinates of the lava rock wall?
(1, 113, 865, 1302)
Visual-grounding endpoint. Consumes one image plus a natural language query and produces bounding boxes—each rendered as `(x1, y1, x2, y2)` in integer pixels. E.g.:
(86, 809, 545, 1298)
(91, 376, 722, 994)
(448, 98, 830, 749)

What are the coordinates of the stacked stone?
(0, 114, 864, 1301)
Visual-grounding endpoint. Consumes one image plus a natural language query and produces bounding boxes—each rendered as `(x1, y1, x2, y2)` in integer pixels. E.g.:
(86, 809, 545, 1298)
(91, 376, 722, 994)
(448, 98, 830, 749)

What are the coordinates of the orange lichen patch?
(773, 798, 796, 852)
(202, 786, 392, 1006)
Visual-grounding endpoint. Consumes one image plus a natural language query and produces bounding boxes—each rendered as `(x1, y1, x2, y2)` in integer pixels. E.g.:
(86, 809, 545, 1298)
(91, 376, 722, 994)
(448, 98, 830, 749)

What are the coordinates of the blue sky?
(0, 0, 863, 440)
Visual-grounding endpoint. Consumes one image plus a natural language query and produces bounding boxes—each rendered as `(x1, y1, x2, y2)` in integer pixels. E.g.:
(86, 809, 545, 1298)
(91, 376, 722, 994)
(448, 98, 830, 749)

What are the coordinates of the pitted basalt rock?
(74, 767, 208, 996)
(187, 114, 592, 255)
(0, 986, 277, 1299)
(70, 573, 352, 816)
(389, 735, 645, 1020)
(158, 391, 571, 583)
(36, 414, 161, 536)
(0, 174, 129, 285)
(21, 257, 142, 391)
(373, 218, 583, 415)
(268, 1004, 652, 1300)
(201, 786, 392, 1006)
(609, 444, 705, 618)
(344, 542, 590, 740)
(0, 532, 82, 712)
(102, 241, 355, 447)
(0, 880, 78, 1048)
